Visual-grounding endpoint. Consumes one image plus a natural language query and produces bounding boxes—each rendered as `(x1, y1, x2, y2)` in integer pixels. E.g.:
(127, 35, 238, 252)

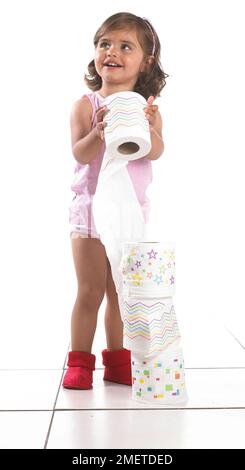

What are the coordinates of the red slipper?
(63, 351, 96, 390)
(102, 348, 132, 386)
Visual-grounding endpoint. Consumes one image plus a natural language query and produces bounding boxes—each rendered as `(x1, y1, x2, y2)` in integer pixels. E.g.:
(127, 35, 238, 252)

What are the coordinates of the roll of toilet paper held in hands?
(102, 91, 152, 161)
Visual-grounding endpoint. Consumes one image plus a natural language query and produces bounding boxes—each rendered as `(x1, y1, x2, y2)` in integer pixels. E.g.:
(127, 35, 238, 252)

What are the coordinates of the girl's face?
(94, 28, 147, 91)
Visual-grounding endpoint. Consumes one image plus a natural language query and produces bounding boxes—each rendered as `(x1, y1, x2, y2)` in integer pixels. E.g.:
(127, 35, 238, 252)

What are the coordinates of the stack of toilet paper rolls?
(120, 242, 188, 405)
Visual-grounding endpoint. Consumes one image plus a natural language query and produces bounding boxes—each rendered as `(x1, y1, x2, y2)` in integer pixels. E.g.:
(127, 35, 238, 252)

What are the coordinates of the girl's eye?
(122, 44, 131, 51)
(99, 41, 110, 49)
(98, 42, 131, 51)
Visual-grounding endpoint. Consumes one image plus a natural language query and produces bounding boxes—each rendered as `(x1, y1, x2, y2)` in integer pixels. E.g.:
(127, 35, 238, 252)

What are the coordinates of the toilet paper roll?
(102, 91, 151, 161)
(132, 347, 188, 405)
(120, 241, 176, 298)
(123, 297, 181, 357)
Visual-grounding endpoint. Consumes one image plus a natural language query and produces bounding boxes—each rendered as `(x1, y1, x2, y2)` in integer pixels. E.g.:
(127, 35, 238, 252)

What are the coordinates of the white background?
(0, 0, 244, 368)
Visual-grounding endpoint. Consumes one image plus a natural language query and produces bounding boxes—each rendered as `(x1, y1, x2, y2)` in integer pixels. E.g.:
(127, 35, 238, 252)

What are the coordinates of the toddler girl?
(63, 12, 168, 389)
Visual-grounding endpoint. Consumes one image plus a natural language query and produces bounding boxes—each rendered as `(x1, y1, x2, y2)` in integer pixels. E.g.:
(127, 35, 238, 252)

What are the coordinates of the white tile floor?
(0, 321, 245, 449)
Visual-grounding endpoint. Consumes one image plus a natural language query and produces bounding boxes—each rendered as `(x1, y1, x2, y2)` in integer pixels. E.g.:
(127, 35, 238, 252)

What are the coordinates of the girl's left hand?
(144, 96, 158, 128)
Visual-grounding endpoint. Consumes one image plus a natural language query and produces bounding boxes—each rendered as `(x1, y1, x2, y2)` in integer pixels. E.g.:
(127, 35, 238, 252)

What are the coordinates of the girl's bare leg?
(104, 258, 124, 351)
(70, 236, 107, 352)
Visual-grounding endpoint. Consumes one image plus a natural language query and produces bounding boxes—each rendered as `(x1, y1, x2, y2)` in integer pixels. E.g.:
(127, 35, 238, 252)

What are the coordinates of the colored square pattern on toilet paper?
(132, 348, 188, 404)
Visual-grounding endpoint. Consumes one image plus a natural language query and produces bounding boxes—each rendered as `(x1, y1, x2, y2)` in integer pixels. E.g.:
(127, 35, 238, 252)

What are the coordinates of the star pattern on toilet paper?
(132, 272, 143, 285)
(130, 249, 137, 257)
(169, 251, 175, 261)
(159, 265, 166, 274)
(153, 274, 163, 285)
(121, 244, 176, 293)
(147, 249, 158, 259)
(135, 260, 142, 268)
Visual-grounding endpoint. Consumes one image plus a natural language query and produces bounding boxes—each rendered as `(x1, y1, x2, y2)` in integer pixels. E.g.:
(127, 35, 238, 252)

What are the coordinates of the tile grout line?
(1, 406, 245, 412)
(225, 326, 245, 350)
(52, 406, 245, 411)
(1, 366, 245, 372)
(43, 344, 70, 449)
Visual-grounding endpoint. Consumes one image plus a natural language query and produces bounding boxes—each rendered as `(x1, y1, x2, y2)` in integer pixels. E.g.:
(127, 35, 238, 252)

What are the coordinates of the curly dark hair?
(84, 12, 169, 99)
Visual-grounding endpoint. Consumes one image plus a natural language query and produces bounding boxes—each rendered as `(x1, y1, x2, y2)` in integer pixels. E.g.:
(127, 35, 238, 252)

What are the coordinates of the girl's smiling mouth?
(103, 60, 123, 68)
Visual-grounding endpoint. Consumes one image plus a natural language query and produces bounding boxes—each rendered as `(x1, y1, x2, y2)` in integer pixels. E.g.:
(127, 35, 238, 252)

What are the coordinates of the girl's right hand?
(95, 106, 109, 141)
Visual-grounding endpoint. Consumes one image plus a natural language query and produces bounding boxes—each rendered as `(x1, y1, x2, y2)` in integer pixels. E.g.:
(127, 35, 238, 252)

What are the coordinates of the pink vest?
(71, 91, 153, 225)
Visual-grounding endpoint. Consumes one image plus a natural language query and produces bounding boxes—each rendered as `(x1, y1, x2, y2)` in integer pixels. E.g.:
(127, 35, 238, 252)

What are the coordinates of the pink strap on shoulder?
(83, 92, 101, 127)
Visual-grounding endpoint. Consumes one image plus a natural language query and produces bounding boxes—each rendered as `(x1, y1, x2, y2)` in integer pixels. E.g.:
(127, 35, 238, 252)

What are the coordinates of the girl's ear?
(140, 56, 155, 73)
(148, 56, 155, 65)
(145, 56, 155, 70)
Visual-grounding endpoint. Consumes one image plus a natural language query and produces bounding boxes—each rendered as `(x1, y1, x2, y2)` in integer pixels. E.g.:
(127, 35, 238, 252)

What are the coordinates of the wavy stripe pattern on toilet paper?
(103, 91, 151, 161)
(123, 298, 181, 357)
